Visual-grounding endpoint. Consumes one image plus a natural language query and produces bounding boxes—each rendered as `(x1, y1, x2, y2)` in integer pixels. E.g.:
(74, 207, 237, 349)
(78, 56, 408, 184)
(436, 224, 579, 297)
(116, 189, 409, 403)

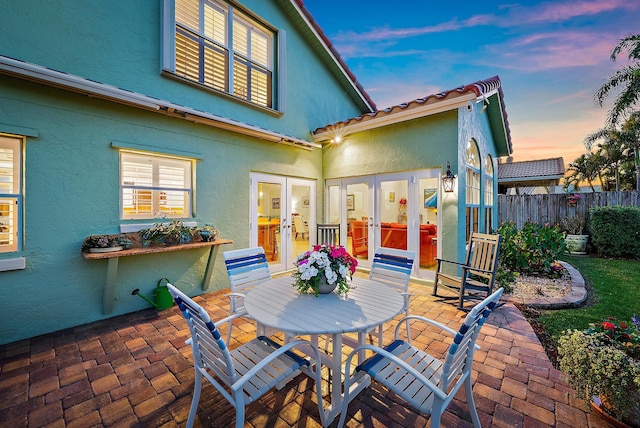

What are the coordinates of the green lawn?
(540, 255, 640, 339)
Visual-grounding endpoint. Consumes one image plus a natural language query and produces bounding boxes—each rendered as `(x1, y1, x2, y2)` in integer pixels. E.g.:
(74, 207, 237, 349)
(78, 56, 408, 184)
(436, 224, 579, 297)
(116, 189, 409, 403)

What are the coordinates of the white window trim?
(0, 134, 23, 253)
(120, 150, 194, 220)
(162, 0, 281, 110)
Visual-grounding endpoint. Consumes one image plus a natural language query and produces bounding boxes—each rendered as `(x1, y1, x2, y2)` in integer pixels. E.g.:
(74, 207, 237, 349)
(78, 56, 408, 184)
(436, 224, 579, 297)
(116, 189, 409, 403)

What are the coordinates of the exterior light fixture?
(442, 162, 456, 193)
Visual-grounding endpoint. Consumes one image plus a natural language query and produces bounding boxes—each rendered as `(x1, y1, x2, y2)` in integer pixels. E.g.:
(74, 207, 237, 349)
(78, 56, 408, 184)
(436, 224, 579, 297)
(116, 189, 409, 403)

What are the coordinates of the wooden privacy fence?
(497, 191, 640, 229)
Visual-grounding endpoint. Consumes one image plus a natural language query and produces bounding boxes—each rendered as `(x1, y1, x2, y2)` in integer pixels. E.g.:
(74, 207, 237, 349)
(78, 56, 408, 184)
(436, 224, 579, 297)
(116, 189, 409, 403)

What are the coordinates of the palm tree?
(584, 128, 630, 191)
(564, 153, 600, 192)
(621, 112, 640, 189)
(594, 34, 640, 126)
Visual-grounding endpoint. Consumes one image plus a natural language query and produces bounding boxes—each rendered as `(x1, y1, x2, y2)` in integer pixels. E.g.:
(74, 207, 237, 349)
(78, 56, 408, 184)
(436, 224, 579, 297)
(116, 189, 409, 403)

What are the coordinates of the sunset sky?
(302, 0, 639, 166)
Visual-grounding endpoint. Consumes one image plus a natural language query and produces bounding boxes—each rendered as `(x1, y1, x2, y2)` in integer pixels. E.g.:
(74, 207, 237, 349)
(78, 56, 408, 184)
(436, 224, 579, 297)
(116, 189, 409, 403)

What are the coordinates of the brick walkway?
(0, 280, 613, 427)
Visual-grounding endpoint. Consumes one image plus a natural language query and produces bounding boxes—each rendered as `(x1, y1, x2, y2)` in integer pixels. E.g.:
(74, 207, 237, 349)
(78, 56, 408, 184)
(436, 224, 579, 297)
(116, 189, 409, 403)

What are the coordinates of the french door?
(250, 173, 316, 272)
(325, 169, 440, 279)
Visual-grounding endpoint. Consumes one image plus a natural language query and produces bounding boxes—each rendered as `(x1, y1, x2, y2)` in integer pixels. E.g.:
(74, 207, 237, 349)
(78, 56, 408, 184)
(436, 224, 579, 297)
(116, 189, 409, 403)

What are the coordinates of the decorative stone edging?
(502, 260, 587, 309)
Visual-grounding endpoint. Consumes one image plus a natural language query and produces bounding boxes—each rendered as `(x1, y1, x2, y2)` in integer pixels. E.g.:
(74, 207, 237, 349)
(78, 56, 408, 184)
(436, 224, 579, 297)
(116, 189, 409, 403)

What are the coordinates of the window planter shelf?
(83, 238, 233, 314)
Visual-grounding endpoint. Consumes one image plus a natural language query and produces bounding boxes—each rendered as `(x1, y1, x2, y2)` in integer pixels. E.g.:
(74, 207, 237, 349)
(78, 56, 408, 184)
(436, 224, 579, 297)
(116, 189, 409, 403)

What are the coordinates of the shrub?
(497, 221, 567, 276)
(558, 316, 640, 426)
(589, 206, 640, 259)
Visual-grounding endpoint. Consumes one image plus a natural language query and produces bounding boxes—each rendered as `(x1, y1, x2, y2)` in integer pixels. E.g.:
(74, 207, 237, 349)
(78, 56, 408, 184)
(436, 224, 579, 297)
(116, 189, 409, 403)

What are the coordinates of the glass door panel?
(256, 180, 282, 267)
(378, 178, 409, 251)
(345, 179, 373, 267)
(418, 177, 439, 272)
(290, 181, 313, 266)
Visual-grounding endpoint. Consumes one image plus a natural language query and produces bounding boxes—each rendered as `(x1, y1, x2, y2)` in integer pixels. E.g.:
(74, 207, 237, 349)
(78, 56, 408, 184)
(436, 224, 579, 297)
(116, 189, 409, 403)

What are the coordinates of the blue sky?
(302, 0, 639, 165)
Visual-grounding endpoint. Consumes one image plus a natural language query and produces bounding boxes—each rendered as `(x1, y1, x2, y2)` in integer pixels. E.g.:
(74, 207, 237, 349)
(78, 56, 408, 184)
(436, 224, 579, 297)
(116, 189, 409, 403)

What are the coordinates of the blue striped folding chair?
(167, 283, 326, 428)
(223, 247, 272, 343)
(338, 288, 504, 428)
(368, 247, 415, 346)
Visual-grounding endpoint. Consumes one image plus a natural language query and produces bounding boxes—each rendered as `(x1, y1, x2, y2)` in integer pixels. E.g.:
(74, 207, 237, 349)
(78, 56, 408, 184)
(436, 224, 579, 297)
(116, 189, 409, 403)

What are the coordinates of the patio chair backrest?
(441, 287, 503, 391)
(223, 247, 271, 294)
(369, 247, 415, 294)
(317, 223, 340, 246)
(167, 283, 236, 386)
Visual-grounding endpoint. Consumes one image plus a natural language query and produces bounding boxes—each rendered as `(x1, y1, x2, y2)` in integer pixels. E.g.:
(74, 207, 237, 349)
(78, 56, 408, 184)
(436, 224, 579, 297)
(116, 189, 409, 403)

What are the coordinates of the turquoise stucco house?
(0, 0, 512, 344)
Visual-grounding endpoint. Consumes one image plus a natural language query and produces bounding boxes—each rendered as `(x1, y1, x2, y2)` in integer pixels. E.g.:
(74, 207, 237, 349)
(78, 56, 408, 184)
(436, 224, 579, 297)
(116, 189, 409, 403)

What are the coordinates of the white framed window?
(465, 139, 481, 241)
(0, 134, 22, 253)
(484, 155, 494, 233)
(120, 151, 193, 220)
(170, 0, 274, 108)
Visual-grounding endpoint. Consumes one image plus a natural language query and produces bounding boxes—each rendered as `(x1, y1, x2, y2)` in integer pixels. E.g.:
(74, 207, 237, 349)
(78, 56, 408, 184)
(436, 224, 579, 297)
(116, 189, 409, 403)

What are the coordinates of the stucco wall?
(0, 0, 365, 140)
(0, 75, 324, 344)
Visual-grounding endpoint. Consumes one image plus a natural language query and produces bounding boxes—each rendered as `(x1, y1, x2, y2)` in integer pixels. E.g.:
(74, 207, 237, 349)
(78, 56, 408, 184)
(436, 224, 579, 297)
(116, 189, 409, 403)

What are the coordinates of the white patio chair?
(337, 288, 504, 428)
(223, 247, 272, 343)
(367, 247, 415, 346)
(166, 283, 326, 428)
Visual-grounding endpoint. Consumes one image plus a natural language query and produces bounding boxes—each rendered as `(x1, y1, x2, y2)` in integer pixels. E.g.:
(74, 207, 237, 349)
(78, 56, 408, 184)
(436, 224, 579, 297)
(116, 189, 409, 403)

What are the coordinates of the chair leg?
(186, 371, 203, 428)
(432, 274, 440, 296)
(226, 318, 233, 345)
(234, 392, 245, 428)
(464, 375, 482, 428)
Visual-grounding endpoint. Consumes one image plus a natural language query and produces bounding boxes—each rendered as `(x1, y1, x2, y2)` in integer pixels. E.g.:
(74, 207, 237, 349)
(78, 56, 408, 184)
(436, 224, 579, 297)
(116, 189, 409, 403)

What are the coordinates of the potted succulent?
(561, 215, 588, 255)
(82, 234, 130, 253)
(195, 224, 218, 242)
(558, 316, 640, 427)
(139, 220, 194, 246)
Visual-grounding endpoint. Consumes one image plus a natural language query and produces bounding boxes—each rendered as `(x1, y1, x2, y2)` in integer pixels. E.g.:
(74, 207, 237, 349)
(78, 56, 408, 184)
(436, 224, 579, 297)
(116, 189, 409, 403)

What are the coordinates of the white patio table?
(244, 275, 404, 425)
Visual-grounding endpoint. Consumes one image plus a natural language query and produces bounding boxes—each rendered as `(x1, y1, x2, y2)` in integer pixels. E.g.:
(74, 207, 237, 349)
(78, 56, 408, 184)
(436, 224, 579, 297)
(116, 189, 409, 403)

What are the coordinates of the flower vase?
(316, 276, 337, 294)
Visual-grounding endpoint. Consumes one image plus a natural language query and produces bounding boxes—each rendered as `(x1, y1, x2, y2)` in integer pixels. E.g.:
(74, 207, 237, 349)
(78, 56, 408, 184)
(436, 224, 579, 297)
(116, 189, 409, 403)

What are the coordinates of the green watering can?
(131, 278, 174, 310)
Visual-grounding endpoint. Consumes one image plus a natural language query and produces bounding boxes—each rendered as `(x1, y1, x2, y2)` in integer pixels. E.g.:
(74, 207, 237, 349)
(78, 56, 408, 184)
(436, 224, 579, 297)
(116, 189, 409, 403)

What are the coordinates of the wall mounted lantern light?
(442, 162, 456, 193)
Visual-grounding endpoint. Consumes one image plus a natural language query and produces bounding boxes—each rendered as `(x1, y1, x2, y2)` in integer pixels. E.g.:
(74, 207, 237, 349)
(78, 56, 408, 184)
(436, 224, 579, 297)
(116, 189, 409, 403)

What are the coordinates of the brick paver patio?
(0, 278, 613, 427)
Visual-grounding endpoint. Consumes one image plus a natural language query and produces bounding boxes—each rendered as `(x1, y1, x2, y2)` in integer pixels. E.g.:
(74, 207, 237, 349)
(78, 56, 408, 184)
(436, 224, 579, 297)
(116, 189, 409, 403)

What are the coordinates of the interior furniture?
(367, 247, 415, 346)
(82, 237, 233, 314)
(349, 221, 437, 266)
(243, 275, 404, 425)
(338, 288, 504, 428)
(223, 247, 272, 343)
(293, 216, 309, 240)
(166, 283, 326, 428)
(317, 223, 340, 246)
(349, 220, 368, 257)
(257, 221, 278, 261)
(432, 232, 502, 310)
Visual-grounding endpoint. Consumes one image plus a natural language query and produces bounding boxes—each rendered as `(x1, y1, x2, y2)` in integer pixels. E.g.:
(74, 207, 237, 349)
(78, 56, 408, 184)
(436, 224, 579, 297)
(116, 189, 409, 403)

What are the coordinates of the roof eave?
(313, 94, 475, 142)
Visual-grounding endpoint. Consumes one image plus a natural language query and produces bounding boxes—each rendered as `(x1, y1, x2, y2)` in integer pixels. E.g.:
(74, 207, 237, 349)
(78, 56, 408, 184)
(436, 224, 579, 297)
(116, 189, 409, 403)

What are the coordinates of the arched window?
(465, 139, 481, 240)
(484, 155, 494, 232)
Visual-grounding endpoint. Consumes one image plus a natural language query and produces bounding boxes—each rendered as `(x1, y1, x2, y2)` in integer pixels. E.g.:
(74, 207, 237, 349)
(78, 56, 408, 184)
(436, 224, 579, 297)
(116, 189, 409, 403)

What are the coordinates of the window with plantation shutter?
(484, 155, 494, 233)
(465, 139, 481, 241)
(171, 0, 274, 108)
(0, 135, 22, 253)
(121, 152, 193, 219)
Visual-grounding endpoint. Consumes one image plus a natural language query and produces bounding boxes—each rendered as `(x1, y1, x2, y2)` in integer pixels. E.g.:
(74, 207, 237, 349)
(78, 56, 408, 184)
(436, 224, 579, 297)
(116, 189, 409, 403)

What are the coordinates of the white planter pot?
(565, 234, 588, 255)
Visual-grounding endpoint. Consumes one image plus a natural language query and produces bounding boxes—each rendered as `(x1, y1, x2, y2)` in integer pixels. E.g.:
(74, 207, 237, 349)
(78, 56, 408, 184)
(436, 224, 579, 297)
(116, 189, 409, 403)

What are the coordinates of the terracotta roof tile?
(498, 157, 565, 180)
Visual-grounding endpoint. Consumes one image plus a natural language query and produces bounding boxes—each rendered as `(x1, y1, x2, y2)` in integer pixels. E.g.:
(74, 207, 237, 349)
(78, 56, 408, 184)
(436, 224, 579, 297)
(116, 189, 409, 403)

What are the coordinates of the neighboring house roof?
(498, 157, 565, 182)
(312, 76, 513, 157)
(282, 0, 376, 112)
(498, 157, 565, 192)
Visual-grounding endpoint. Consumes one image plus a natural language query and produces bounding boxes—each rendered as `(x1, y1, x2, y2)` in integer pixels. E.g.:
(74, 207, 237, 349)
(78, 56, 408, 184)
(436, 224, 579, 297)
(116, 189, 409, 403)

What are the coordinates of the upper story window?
(171, 0, 274, 108)
(0, 134, 22, 253)
(120, 151, 193, 220)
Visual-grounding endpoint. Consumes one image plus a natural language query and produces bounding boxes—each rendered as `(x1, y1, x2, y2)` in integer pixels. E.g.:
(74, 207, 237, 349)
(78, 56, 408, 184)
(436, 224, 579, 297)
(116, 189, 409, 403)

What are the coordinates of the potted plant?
(558, 316, 640, 427)
(561, 215, 588, 255)
(82, 234, 130, 253)
(194, 224, 218, 242)
(292, 244, 358, 296)
(139, 220, 194, 246)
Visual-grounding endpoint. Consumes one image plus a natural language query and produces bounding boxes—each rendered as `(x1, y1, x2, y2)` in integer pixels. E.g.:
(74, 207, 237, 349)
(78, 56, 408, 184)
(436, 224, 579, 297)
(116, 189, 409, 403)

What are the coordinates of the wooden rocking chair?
(433, 232, 502, 310)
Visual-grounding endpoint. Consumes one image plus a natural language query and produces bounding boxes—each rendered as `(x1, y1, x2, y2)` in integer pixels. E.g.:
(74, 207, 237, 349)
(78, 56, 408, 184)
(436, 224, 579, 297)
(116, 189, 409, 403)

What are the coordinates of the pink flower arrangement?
(292, 244, 358, 296)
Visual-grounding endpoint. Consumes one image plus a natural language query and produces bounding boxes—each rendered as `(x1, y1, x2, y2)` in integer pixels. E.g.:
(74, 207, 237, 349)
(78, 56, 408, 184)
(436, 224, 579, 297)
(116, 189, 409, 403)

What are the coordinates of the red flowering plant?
(567, 193, 582, 206)
(398, 197, 407, 207)
(559, 315, 640, 425)
(588, 315, 640, 359)
(292, 244, 358, 296)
